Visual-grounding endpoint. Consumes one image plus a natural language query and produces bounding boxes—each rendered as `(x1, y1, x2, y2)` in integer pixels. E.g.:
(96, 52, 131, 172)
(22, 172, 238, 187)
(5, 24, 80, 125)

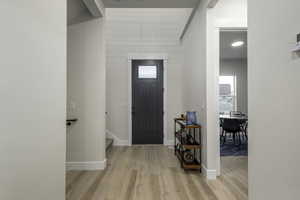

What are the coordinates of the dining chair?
(221, 118, 243, 146)
(241, 121, 248, 141)
(219, 118, 224, 140)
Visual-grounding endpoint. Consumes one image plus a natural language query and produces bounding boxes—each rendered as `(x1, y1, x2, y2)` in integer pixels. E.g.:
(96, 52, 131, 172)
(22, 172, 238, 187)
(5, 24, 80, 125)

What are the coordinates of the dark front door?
(132, 60, 164, 144)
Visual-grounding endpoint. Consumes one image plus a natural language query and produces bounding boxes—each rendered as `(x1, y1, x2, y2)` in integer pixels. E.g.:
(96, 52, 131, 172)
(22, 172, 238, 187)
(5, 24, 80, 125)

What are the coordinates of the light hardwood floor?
(66, 146, 248, 200)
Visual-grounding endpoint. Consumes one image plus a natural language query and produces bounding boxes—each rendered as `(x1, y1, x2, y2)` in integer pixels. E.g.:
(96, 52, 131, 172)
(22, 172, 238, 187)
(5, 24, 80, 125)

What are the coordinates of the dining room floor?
(66, 146, 248, 200)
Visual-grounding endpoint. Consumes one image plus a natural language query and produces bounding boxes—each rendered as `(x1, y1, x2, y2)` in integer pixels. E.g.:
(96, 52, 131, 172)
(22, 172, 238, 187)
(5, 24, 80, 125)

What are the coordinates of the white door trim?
(128, 53, 168, 146)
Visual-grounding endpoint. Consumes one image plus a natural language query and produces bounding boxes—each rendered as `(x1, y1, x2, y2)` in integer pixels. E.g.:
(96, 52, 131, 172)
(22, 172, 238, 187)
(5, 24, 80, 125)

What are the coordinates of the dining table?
(220, 114, 248, 120)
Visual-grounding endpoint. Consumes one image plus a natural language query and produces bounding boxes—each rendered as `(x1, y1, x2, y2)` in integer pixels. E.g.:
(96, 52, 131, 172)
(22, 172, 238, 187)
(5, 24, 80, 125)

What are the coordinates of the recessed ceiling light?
(231, 41, 244, 47)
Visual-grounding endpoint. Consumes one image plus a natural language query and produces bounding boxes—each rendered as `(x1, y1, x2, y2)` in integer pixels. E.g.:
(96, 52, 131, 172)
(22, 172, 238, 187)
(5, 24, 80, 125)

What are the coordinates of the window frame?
(138, 65, 158, 79)
(219, 75, 237, 114)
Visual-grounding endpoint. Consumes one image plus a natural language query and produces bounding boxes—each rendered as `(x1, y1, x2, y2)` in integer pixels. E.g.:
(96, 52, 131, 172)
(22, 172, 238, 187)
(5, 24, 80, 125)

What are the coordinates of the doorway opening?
(219, 30, 248, 179)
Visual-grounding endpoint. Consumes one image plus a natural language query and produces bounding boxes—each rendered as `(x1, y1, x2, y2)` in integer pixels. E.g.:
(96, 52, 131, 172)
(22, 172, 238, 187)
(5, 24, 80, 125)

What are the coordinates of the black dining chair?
(221, 118, 243, 146)
(241, 121, 248, 141)
(219, 118, 224, 140)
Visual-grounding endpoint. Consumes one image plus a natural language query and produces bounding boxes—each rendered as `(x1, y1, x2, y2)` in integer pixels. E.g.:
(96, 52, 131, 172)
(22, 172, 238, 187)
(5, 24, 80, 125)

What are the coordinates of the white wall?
(207, 0, 247, 27)
(206, 0, 247, 176)
(0, 1, 66, 199)
(67, 19, 106, 169)
(249, 0, 300, 199)
(220, 58, 248, 114)
(181, 0, 210, 172)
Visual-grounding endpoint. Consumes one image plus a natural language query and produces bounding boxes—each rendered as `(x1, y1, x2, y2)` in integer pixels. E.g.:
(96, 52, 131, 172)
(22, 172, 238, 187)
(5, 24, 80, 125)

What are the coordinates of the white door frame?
(127, 53, 168, 146)
(210, 23, 248, 176)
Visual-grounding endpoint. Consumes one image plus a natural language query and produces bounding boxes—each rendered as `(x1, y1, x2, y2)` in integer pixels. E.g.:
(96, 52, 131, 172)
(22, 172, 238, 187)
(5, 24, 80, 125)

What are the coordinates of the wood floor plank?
(81, 171, 106, 200)
(66, 146, 248, 200)
(184, 173, 206, 200)
(124, 169, 138, 200)
(66, 171, 86, 194)
(149, 174, 162, 200)
(169, 167, 191, 200)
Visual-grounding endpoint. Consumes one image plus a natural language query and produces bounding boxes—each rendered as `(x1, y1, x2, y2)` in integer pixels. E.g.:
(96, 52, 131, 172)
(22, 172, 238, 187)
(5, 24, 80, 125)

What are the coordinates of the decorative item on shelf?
(180, 114, 186, 120)
(186, 111, 197, 125)
(181, 135, 188, 144)
(183, 150, 195, 164)
(186, 134, 196, 145)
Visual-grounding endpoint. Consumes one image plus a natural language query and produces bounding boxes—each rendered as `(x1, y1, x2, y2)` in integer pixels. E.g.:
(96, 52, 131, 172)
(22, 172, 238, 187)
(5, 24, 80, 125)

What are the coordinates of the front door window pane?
(138, 66, 157, 79)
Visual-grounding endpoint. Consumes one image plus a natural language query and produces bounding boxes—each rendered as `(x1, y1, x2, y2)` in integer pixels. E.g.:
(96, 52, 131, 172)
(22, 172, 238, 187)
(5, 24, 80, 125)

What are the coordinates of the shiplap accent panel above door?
(105, 8, 192, 45)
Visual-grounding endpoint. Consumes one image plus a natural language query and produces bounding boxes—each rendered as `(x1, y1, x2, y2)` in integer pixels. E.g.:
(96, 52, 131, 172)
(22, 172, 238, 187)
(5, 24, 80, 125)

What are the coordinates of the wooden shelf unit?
(174, 118, 202, 172)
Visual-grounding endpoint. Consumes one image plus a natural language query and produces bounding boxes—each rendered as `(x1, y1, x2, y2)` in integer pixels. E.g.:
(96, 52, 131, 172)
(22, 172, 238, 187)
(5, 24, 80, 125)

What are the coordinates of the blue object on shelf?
(186, 111, 197, 125)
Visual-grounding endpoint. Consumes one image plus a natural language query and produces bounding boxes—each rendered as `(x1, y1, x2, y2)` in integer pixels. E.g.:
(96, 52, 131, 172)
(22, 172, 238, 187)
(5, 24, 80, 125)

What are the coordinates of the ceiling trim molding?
(106, 41, 181, 46)
(179, 0, 201, 40)
(180, 0, 219, 40)
(103, 0, 198, 8)
(83, 0, 105, 17)
(207, 0, 219, 8)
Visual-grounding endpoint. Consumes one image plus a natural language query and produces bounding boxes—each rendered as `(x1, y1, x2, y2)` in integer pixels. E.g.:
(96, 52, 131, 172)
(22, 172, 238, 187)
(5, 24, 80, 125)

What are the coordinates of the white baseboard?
(106, 130, 174, 147)
(115, 139, 129, 146)
(106, 130, 129, 146)
(164, 139, 174, 146)
(66, 159, 107, 171)
(202, 164, 217, 180)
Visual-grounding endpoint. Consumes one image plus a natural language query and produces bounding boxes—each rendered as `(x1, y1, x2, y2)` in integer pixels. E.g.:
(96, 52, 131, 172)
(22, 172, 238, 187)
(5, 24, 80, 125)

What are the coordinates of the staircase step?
(106, 138, 114, 151)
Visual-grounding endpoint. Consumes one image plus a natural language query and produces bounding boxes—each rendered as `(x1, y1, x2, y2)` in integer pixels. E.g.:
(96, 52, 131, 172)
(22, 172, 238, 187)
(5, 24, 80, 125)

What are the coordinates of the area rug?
(220, 138, 248, 156)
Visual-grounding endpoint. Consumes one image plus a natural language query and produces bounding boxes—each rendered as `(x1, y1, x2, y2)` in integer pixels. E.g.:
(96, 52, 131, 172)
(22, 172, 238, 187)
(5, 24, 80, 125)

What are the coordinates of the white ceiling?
(220, 31, 248, 59)
(106, 8, 193, 44)
(103, 0, 199, 8)
(67, 0, 197, 25)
